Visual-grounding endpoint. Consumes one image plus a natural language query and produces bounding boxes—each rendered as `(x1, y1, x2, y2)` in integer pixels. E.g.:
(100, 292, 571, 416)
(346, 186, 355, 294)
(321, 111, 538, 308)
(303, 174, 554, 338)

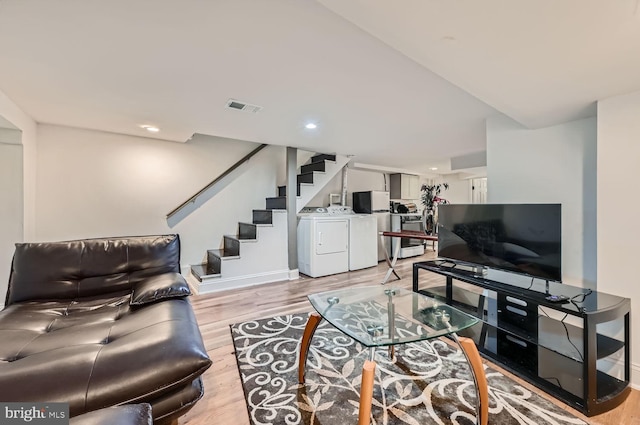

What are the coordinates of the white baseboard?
(288, 269, 299, 280)
(183, 270, 201, 295)
(197, 269, 292, 294)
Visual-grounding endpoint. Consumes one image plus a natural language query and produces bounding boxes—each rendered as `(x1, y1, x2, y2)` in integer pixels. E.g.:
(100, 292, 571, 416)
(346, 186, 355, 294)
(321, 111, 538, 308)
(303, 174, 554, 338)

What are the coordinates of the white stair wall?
(197, 210, 291, 293)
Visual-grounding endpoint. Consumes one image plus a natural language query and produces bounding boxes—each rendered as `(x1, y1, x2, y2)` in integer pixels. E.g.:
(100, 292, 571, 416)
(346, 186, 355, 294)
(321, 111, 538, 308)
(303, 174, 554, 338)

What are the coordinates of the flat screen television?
(437, 204, 562, 282)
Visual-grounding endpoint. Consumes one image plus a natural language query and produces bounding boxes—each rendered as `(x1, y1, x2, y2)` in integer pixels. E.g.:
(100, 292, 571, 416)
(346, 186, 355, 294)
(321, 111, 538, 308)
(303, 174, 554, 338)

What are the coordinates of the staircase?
(266, 153, 350, 213)
(192, 153, 350, 294)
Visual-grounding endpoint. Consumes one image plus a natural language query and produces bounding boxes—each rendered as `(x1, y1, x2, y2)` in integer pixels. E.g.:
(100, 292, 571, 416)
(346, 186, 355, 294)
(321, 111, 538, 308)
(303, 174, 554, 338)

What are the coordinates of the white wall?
(597, 90, 640, 385)
(0, 142, 22, 305)
(308, 166, 389, 207)
(35, 124, 284, 270)
(307, 166, 472, 211)
(0, 89, 37, 308)
(0, 89, 36, 241)
(434, 174, 472, 205)
(486, 114, 597, 287)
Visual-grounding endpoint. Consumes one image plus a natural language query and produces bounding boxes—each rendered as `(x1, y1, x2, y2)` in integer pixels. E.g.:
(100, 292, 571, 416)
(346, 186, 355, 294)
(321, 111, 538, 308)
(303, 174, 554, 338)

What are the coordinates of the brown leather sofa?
(70, 403, 153, 425)
(0, 235, 212, 424)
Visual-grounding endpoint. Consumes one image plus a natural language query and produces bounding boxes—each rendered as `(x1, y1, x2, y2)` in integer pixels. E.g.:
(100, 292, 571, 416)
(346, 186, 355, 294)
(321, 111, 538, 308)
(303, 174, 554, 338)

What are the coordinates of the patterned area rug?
(231, 313, 587, 425)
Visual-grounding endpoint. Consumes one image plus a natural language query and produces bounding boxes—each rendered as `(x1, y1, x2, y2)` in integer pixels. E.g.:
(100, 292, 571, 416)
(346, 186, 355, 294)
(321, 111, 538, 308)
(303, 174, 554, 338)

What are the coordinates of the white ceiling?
(0, 0, 639, 174)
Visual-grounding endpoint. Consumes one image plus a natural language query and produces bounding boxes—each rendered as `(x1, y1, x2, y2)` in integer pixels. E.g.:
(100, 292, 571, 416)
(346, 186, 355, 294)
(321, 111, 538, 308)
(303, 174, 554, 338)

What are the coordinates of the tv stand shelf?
(413, 260, 631, 416)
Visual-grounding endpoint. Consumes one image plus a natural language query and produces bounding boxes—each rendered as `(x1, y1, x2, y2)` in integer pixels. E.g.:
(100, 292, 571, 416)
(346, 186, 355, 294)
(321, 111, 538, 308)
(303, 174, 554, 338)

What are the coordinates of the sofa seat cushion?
(0, 295, 211, 417)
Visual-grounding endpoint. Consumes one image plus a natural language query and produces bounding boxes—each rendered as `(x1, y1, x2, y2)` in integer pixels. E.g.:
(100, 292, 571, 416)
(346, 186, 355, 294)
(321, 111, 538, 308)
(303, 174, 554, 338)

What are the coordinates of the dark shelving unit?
(413, 260, 631, 416)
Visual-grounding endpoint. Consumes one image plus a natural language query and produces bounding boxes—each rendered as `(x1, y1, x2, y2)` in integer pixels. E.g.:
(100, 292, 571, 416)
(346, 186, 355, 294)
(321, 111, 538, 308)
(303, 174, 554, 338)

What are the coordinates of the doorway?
(471, 178, 487, 204)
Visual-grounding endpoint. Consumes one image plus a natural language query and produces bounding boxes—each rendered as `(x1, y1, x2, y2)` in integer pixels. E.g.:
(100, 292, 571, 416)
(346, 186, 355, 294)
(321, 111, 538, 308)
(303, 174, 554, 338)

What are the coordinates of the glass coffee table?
(298, 286, 482, 425)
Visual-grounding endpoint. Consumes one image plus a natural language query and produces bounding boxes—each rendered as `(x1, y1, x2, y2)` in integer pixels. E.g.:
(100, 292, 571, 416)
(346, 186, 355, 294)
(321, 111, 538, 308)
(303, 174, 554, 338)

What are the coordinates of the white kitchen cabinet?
(390, 173, 420, 199)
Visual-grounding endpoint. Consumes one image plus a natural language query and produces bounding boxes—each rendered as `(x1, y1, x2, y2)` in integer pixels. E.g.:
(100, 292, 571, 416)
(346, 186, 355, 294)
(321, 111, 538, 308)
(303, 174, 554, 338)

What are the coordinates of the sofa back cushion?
(6, 234, 180, 305)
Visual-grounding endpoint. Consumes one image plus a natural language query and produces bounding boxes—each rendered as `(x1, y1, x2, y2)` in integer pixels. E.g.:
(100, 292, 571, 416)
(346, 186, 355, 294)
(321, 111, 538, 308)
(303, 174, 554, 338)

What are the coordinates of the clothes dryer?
(297, 209, 349, 277)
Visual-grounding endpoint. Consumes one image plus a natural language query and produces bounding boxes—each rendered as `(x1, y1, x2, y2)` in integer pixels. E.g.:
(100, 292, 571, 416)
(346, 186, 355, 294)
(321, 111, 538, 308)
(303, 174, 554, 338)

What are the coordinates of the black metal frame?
(412, 260, 631, 416)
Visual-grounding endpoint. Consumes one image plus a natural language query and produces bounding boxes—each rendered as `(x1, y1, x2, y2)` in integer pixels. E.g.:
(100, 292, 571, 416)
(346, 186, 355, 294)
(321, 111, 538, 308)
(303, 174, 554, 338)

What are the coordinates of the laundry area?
(297, 205, 377, 278)
(296, 195, 429, 278)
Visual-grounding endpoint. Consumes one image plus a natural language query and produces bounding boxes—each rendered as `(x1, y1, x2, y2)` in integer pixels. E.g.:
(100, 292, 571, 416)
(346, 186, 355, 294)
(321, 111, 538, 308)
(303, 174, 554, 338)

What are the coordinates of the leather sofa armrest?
(130, 273, 191, 306)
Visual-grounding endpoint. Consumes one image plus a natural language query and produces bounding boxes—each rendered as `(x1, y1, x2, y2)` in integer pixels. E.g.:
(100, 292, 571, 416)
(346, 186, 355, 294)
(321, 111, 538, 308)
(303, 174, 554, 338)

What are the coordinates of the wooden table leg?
(357, 360, 376, 425)
(298, 313, 322, 383)
(453, 334, 488, 425)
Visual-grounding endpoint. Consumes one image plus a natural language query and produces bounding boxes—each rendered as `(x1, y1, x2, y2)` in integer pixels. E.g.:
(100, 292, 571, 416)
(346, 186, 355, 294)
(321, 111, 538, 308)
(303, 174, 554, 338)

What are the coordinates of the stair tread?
(278, 183, 312, 188)
(190, 264, 221, 280)
(265, 194, 287, 210)
(278, 184, 300, 197)
(238, 222, 258, 239)
(225, 233, 257, 242)
(207, 249, 240, 259)
(253, 209, 273, 225)
(311, 153, 336, 163)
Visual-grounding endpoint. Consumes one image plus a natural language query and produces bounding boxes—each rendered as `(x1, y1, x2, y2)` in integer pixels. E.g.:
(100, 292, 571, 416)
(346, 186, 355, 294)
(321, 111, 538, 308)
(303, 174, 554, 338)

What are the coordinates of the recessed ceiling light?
(430, 167, 438, 171)
(305, 123, 317, 129)
(140, 125, 160, 133)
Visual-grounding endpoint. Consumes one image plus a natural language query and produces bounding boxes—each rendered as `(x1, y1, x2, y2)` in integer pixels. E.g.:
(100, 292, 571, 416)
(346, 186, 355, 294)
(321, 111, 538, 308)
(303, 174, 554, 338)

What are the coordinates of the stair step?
(190, 264, 221, 282)
(311, 153, 336, 163)
(223, 235, 240, 256)
(278, 185, 300, 197)
(301, 161, 327, 173)
(265, 196, 286, 210)
(253, 209, 273, 225)
(208, 248, 240, 261)
(238, 222, 257, 239)
(297, 172, 314, 184)
(206, 251, 222, 274)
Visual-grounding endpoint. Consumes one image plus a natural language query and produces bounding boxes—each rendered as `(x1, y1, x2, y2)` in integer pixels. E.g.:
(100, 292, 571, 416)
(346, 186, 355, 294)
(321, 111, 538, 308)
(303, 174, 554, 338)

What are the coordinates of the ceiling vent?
(225, 99, 263, 113)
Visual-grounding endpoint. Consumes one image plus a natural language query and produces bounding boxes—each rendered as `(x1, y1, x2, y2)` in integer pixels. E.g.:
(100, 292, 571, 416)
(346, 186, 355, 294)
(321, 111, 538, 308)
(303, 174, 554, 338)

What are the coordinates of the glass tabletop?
(307, 286, 479, 348)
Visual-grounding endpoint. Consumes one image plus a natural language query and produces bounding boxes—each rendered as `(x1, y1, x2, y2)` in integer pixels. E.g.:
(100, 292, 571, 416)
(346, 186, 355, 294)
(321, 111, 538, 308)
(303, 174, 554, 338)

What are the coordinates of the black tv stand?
(413, 260, 631, 416)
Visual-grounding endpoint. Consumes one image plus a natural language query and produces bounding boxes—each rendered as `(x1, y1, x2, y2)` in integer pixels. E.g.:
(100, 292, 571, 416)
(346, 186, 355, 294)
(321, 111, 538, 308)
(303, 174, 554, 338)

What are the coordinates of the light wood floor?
(180, 251, 639, 425)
